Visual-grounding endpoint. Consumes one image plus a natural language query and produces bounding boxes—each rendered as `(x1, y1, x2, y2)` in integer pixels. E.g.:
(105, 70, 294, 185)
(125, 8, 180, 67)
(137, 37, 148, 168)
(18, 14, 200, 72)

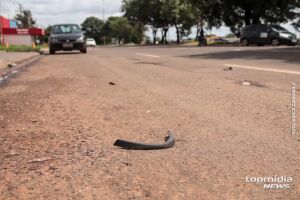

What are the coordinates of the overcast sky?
(1, 0, 299, 39)
(1, 0, 123, 27)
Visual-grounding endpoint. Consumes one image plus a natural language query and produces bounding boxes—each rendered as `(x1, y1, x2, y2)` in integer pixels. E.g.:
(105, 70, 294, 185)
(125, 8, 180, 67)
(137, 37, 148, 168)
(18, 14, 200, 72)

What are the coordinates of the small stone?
(242, 81, 251, 86)
(122, 161, 132, 166)
(8, 150, 18, 156)
(7, 63, 16, 68)
(29, 157, 54, 163)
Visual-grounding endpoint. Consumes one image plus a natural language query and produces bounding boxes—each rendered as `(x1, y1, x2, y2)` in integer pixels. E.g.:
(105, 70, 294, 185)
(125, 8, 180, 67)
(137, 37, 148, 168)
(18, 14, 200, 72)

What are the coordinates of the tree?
(220, 0, 300, 33)
(122, 0, 150, 43)
(189, 0, 299, 35)
(173, 0, 196, 44)
(123, 0, 195, 44)
(123, 0, 170, 44)
(107, 17, 140, 44)
(81, 17, 104, 44)
(14, 4, 36, 28)
(189, 0, 300, 32)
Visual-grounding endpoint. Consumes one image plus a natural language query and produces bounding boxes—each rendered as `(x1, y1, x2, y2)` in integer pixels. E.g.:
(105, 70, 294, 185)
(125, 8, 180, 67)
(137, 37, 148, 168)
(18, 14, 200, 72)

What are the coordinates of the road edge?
(0, 54, 44, 78)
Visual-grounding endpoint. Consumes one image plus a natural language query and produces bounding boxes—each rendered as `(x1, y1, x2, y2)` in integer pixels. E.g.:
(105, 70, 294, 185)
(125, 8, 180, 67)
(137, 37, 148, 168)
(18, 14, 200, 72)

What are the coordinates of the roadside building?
(0, 16, 44, 46)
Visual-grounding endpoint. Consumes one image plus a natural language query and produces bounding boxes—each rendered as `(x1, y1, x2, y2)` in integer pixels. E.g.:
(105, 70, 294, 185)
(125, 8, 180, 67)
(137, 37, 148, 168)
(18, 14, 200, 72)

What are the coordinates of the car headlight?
(51, 38, 59, 43)
(279, 33, 290, 38)
(76, 36, 84, 42)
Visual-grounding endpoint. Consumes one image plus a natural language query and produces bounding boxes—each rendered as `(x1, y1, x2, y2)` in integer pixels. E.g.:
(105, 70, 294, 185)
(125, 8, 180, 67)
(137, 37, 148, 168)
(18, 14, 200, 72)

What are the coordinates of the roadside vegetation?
(76, 0, 299, 45)
(0, 45, 40, 52)
(9, 1, 300, 46)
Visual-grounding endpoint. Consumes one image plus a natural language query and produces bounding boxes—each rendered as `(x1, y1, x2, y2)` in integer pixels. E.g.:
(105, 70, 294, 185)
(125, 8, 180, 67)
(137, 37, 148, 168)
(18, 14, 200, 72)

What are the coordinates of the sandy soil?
(0, 52, 39, 71)
(0, 47, 299, 200)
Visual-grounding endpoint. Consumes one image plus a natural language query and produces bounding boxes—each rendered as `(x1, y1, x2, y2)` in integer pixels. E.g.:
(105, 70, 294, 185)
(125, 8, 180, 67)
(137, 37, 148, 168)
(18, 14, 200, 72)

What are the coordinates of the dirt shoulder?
(0, 52, 39, 71)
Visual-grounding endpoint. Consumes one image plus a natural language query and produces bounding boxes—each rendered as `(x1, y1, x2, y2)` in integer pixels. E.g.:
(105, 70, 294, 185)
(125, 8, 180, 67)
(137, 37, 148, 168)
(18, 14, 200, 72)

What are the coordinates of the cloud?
(1, 0, 123, 27)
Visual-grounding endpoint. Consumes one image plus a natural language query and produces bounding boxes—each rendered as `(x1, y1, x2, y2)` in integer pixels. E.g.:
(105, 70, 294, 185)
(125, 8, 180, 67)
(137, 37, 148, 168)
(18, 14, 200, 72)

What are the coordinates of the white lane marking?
(224, 64, 300, 75)
(234, 49, 243, 51)
(136, 53, 160, 58)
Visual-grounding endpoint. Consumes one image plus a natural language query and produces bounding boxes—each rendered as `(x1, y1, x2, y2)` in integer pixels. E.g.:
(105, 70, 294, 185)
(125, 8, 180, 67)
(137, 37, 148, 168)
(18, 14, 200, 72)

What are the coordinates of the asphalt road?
(0, 46, 299, 200)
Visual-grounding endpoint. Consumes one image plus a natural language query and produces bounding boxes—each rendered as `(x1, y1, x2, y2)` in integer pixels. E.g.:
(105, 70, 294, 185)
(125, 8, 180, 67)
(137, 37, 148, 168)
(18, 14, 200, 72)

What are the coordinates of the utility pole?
(102, 0, 105, 21)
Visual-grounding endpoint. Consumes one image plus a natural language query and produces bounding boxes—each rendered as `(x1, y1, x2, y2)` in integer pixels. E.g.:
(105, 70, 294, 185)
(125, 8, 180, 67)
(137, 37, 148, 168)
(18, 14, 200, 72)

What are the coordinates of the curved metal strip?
(114, 131, 175, 150)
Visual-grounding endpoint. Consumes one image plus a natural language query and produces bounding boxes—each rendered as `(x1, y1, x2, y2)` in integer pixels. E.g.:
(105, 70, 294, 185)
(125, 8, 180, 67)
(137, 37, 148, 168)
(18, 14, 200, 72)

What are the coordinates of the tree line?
(122, 0, 300, 44)
(81, 0, 299, 44)
(13, 1, 300, 45)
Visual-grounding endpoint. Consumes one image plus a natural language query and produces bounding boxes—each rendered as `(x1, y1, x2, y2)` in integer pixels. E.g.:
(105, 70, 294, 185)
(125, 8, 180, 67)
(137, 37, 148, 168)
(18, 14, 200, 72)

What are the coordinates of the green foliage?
(123, 0, 300, 44)
(0, 45, 40, 52)
(219, 0, 300, 32)
(187, 0, 223, 28)
(80, 16, 143, 44)
(81, 17, 104, 44)
(123, 0, 198, 44)
(188, 0, 300, 34)
(14, 4, 36, 28)
(107, 17, 141, 44)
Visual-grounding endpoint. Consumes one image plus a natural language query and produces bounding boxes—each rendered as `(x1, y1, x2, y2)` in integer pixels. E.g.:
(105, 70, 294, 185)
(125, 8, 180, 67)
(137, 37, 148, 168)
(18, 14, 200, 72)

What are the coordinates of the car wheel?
(81, 48, 87, 54)
(241, 38, 249, 46)
(271, 38, 279, 46)
(50, 49, 55, 55)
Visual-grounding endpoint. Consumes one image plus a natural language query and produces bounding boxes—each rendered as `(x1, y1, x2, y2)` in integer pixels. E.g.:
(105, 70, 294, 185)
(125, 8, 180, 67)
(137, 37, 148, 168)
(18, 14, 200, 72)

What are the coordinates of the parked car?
(86, 38, 96, 47)
(240, 24, 298, 46)
(49, 24, 87, 54)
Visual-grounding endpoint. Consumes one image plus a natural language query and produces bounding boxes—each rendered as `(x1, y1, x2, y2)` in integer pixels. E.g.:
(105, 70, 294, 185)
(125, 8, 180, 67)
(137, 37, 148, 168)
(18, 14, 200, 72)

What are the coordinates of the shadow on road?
(184, 47, 300, 64)
(50, 52, 81, 56)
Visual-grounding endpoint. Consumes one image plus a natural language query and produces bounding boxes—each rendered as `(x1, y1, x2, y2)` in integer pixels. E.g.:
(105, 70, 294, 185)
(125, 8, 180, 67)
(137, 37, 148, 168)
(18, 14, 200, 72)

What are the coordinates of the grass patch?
(0, 45, 41, 52)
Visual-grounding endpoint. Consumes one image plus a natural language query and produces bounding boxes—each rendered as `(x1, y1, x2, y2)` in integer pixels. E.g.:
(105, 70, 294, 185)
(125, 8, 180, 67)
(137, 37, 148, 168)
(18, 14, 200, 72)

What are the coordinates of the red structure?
(2, 28, 44, 35)
(0, 16, 10, 28)
(0, 16, 44, 45)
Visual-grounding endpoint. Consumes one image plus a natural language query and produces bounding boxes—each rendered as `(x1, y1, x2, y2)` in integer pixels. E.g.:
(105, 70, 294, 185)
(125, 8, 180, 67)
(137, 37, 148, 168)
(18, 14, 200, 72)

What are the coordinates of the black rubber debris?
(114, 131, 175, 150)
(109, 82, 116, 86)
(224, 67, 233, 71)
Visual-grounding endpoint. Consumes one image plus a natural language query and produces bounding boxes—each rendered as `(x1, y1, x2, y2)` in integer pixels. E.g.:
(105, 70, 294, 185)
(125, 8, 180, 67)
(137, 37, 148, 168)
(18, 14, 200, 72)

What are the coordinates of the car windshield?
(270, 25, 287, 32)
(52, 25, 81, 34)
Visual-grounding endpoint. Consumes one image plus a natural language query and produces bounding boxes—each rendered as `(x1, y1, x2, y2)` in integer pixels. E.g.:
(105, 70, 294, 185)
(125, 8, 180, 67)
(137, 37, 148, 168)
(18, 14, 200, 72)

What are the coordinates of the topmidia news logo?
(246, 175, 293, 190)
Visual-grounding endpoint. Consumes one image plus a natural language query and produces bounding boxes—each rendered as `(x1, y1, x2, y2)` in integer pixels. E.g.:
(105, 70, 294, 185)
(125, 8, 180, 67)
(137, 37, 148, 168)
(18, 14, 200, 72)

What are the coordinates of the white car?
(86, 38, 96, 47)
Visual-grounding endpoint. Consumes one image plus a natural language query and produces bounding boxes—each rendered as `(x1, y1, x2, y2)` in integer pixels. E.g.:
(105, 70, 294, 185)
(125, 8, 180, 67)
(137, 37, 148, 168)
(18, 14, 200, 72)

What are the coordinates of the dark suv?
(240, 24, 297, 46)
(49, 24, 87, 54)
